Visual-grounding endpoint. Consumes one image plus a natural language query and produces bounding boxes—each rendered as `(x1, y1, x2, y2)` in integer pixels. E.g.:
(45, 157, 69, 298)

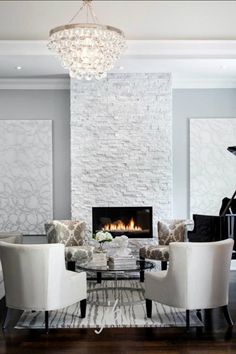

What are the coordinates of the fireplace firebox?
(92, 207, 153, 238)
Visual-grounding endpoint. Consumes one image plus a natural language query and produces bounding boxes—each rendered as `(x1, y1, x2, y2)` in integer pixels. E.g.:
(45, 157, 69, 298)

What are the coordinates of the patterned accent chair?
(139, 219, 188, 273)
(45, 220, 94, 271)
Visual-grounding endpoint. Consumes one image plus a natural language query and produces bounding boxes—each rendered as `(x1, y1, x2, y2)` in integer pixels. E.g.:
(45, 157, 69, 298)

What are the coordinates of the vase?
(94, 243, 107, 254)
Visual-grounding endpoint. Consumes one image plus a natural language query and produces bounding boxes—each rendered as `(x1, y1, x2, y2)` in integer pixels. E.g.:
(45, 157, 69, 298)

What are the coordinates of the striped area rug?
(16, 280, 202, 329)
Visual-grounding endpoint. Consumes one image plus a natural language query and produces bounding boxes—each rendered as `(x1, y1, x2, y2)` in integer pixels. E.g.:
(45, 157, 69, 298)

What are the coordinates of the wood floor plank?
(0, 272, 235, 353)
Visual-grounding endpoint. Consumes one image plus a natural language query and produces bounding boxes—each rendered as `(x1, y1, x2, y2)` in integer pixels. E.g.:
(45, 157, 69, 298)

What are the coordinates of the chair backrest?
(158, 219, 187, 245)
(45, 220, 86, 246)
(0, 243, 66, 311)
(166, 239, 234, 309)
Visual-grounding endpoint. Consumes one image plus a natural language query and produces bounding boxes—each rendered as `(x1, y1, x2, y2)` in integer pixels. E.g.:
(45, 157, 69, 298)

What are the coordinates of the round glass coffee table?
(76, 259, 154, 306)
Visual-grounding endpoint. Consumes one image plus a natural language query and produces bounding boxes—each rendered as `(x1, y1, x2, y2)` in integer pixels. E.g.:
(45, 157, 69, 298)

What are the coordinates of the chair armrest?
(0, 233, 23, 244)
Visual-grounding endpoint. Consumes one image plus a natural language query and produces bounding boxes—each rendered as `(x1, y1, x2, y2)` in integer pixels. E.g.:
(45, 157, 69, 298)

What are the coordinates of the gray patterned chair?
(44, 220, 94, 271)
(139, 219, 188, 273)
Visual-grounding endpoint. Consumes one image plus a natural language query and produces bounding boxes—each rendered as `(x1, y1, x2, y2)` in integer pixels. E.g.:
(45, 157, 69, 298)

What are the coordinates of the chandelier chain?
(68, 2, 85, 24)
(87, 1, 100, 24)
(69, 0, 99, 24)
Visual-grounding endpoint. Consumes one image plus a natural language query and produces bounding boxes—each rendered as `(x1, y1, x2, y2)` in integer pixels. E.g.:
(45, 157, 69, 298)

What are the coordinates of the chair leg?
(45, 311, 49, 334)
(2, 306, 9, 331)
(146, 299, 152, 318)
(222, 305, 234, 326)
(140, 257, 145, 283)
(204, 309, 213, 329)
(186, 310, 190, 331)
(67, 261, 76, 271)
(161, 261, 167, 270)
(80, 299, 87, 318)
(97, 272, 102, 284)
(196, 309, 202, 322)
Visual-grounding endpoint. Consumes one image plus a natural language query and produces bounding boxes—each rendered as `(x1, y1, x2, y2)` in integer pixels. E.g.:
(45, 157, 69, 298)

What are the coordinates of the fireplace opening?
(92, 207, 153, 238)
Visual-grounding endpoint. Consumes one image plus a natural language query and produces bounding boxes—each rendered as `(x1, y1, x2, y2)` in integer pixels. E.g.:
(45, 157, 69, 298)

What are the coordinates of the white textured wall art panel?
(0, 120, 53, 234)
(190, 118, 236, 216)
(71, 73, 172, 236)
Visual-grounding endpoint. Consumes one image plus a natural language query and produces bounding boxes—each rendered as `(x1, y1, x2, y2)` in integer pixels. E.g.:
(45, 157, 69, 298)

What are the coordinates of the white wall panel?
(190, 118, 236, 216)
(0, 120, 52, 234)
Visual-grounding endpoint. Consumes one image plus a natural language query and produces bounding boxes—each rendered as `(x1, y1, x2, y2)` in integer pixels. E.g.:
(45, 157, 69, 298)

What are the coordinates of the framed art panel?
(190, 118, 236, 216)
(0, 120, 53, 234)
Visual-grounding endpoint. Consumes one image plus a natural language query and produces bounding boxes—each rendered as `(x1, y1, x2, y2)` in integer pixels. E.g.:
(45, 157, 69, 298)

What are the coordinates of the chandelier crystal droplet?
(48, 0, 126, 80)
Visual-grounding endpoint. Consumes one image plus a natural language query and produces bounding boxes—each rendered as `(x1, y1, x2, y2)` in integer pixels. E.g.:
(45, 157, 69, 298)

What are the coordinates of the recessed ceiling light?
(15, 66, 22, 70)
(119, 66, 124, 70)
(220, 64, 227, 70)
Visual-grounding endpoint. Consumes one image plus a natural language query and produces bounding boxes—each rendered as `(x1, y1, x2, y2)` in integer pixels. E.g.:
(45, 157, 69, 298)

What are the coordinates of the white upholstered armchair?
(145, 239, 234, 329)
(0, 243, 87, 332)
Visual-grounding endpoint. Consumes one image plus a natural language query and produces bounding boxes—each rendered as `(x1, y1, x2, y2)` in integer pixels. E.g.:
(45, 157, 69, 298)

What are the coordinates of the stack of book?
(108, 255, 137, 268)
(89, 253, 107, 267)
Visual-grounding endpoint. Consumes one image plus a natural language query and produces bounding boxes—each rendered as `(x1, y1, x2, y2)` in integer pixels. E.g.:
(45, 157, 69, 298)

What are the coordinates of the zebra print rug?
(16, 280, 202, 329)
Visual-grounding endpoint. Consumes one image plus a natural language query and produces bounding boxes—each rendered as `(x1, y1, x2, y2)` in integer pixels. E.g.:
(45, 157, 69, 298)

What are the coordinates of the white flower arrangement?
(110, 235, 131, 257)
(94, 231, 113, 244)
(113, 235, 129, 247)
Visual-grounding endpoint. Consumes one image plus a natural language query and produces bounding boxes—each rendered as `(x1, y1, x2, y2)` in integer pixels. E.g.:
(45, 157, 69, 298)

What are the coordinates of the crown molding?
(0, 77, 235, 90)
(1, 40, 236, 89)
(0, 78, 70, 90)
(173, 77, 236, 89)
(126, 40, 236, 58)
(0, 40, 49, 55)
(1, 40, 236, 58)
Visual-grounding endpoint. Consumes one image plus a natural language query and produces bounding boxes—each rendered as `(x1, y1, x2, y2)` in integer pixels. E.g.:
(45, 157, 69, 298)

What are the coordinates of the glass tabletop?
(76, 259, 154, 273)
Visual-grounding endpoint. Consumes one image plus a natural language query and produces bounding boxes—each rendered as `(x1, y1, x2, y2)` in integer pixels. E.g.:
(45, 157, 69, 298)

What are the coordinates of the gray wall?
(2, 87, 236, 241)
(0, 89, 71, 242)
(173, 89, 236, 218)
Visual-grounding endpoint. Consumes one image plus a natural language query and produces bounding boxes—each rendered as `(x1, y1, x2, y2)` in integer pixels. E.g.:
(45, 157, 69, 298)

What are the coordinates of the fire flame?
(103, 218, 142, 232)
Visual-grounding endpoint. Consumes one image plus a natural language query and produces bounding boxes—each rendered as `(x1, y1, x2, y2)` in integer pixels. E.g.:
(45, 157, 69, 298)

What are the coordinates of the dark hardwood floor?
(1, 272, 236, 354)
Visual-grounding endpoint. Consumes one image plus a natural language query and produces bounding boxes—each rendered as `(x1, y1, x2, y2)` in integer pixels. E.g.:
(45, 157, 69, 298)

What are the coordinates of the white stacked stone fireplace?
(71, 73, 173, 238)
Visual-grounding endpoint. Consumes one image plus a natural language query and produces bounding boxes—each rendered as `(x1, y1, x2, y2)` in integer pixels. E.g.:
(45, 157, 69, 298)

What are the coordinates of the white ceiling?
(1, 1, 236, 86)
(1, 1, 236, 40)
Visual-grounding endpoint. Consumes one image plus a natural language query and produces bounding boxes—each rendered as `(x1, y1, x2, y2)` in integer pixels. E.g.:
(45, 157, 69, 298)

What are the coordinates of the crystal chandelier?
(48, 0, 126, 80)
